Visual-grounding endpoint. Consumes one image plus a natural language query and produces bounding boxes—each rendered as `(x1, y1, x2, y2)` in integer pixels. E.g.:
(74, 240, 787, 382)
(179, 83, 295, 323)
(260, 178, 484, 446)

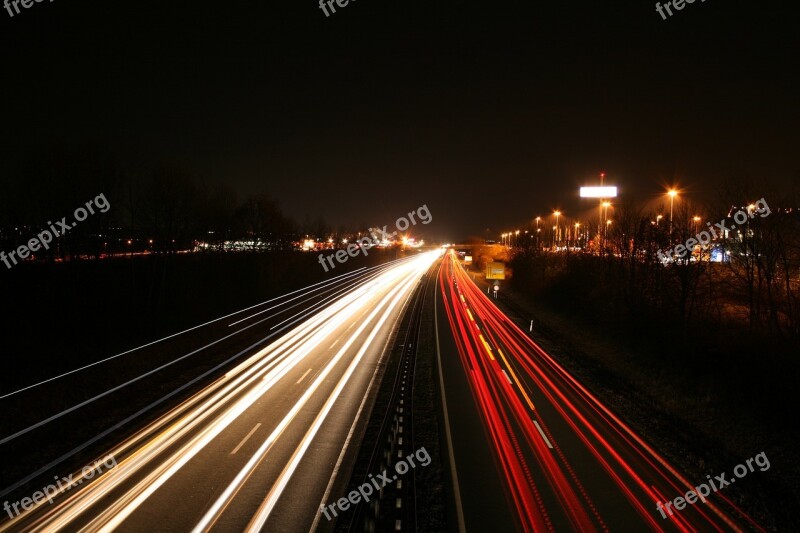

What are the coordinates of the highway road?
(0, 250, 440, 532)
(436, 250, 763, 532)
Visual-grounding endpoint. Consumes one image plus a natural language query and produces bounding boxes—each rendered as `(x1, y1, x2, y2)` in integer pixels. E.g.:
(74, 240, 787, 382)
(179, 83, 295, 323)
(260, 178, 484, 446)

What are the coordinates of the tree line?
(0, 150, 328, 260)
(489, 181, 800, 348)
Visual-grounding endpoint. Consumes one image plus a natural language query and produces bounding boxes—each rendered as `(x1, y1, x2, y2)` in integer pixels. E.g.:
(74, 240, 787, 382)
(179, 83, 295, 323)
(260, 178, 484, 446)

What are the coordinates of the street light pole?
(601, 201, 611, 248)
(598, 172, 605, 252)
(668, 190, 678, 237)
(553, 211, 561, 250)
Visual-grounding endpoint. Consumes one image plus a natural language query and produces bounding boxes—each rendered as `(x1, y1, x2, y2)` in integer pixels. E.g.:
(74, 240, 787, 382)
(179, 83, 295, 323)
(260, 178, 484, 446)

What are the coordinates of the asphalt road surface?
(435, 250, 763, 532)
(1, 251, 440, 532)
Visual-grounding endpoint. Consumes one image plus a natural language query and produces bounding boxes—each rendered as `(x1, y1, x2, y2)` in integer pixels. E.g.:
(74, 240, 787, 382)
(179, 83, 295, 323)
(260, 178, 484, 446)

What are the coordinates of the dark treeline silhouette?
(0, 149, 322, 261)
(499, 180, 800, 376)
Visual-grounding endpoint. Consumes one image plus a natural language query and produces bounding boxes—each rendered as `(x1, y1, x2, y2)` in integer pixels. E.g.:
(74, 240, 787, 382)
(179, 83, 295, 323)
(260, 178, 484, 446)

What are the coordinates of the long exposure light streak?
(1, 251, 440, 533)
(438, 250, 761, 532)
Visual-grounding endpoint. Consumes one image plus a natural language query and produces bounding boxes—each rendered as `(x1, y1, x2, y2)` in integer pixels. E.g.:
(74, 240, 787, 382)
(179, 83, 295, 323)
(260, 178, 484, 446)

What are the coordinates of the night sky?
(2, 0, 798, 239)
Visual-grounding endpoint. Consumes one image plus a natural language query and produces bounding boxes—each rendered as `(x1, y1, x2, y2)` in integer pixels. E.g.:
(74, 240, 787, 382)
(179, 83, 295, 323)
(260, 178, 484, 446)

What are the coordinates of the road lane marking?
(0, 323, 294, 499)
(0, 267, 392, 449)
(434, 269, 467, 533)
(478, 334, 495, 360)
(17, 256, 436, 530)
(496, 348, 536, 411)
(70, 268, 401, 530)
(0, 269, 370, 401)
(501, 369, 513, 385)
(241, 264, 425, 531)
(296, 368, 312, 384)
(231, 423, 262, 455)
(226, 268, 367, 327)
(308, 280, 404, 533)
(0, 314, 285, 448)
(533, 420, 554, 449)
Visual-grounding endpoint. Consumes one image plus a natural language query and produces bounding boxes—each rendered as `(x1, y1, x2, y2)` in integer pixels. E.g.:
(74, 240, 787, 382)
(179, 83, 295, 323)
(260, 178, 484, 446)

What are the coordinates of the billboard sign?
(580, 186, 618, 198)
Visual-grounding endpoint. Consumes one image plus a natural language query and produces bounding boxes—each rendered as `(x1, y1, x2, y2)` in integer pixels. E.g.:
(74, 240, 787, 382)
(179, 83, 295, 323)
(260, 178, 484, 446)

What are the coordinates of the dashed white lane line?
(231, 423, 262, 455)
(296, 368, 312, 384)
(533, 420, 554, 449)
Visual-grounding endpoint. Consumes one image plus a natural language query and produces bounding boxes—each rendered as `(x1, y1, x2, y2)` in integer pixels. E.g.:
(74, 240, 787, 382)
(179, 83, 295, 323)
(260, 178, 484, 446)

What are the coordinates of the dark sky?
(2, 0, 798, 239)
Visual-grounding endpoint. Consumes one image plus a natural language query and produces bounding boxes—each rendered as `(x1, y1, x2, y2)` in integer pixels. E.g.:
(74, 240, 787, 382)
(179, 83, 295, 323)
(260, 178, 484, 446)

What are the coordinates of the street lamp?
(746, 205, 757, 240)
(668, 189, 678, 236)
(692, 216, 702, 259)
(602, 201, 611, 220)
(656, 214, 663, 226)
(601, 201, 611, 240)
(553, 211, 561, 249)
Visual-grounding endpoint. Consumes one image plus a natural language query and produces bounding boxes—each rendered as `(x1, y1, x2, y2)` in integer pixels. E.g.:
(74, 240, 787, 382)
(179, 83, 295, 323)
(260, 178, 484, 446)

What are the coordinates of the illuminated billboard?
(580, 186, 618, 198)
